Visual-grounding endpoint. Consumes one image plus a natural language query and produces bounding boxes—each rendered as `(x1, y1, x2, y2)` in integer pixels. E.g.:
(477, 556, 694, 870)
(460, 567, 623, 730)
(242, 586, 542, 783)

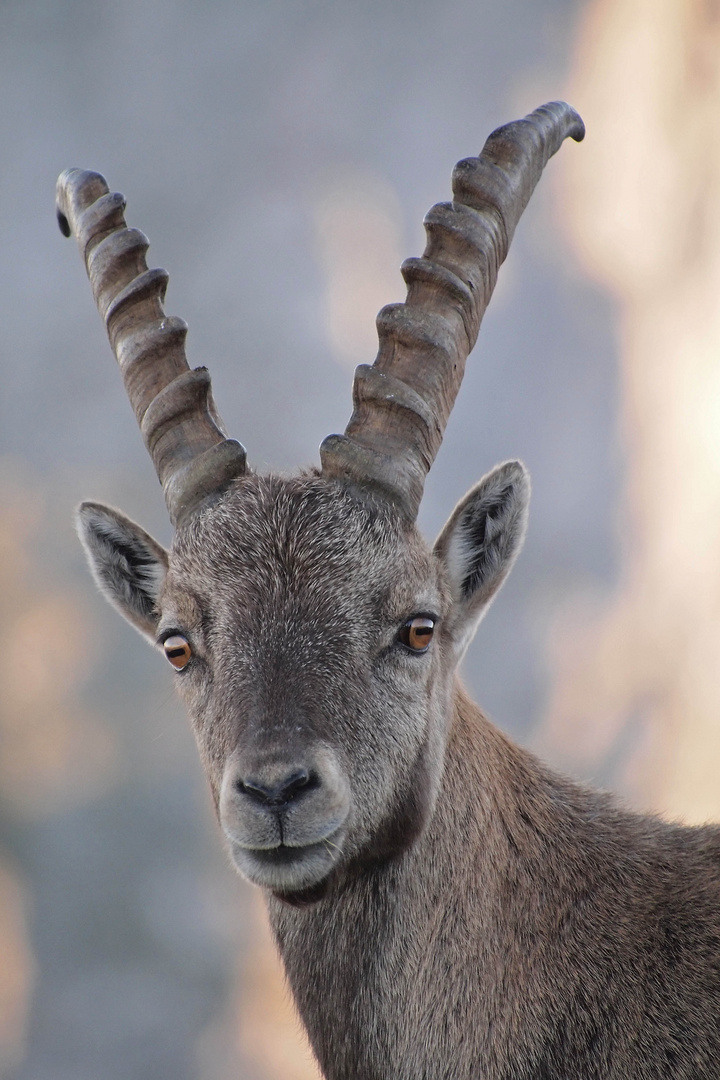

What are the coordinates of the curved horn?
(56, 169, 247, 527)
(320, 101, 585, 520)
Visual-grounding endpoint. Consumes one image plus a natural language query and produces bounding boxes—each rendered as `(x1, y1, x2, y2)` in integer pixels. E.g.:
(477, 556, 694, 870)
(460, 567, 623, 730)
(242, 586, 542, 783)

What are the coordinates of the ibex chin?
(57, 101, 720, 1079)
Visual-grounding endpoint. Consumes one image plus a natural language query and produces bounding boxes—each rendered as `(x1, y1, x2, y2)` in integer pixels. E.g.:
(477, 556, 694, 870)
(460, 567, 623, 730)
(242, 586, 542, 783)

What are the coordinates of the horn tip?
(539, 100, 585, 143)
(55, 168, 114, 234)
(57, 207, 71, 237)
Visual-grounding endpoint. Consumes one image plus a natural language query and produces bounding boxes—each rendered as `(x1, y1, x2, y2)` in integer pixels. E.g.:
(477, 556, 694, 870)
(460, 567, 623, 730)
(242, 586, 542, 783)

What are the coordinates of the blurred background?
(2, 0, 720, 1076)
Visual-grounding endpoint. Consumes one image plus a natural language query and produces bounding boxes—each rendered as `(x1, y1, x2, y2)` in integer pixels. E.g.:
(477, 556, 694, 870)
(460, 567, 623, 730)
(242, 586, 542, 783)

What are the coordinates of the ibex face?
(79, 462, 528, 895)
(60, 102, 581, 898)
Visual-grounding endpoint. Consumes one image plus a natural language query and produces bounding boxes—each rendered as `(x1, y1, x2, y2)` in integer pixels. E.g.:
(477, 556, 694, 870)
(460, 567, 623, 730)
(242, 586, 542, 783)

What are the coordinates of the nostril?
(238, 768, 317, 809)
(283, 769, 312, 801)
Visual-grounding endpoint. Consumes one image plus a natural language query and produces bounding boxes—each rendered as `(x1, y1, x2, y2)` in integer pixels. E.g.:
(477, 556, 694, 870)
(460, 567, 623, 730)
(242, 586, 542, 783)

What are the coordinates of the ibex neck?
(267, 683, 575, 1079)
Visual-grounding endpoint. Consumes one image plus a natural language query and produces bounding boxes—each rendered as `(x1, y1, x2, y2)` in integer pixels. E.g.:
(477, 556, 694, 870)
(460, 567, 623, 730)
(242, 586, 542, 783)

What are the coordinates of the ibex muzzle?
(60, 103, 720, 1079)
(220, 742, 351, 894)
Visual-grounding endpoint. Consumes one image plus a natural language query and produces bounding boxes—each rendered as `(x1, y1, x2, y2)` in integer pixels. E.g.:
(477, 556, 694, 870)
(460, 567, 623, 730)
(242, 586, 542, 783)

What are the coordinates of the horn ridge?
(320, 101, 584, 520)
(114, 317, 190, 424)
(56, 168, 247, 526)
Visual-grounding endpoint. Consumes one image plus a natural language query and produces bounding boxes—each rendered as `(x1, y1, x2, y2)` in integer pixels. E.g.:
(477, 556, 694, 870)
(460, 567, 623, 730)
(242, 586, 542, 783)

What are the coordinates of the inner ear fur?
(434, 460, 530, 632)
(76, 501, 169, 641)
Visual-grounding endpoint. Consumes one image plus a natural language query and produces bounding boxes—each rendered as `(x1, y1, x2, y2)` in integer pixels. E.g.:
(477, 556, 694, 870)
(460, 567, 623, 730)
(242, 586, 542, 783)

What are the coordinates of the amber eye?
(163, 635, 192, 670)
(398, 617, 435, 654)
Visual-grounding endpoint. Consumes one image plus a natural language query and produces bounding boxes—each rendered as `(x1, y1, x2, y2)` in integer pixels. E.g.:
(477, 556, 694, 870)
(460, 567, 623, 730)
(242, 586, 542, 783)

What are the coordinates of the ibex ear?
(434, 461, 530, 655)
(76, 501, 169, 642)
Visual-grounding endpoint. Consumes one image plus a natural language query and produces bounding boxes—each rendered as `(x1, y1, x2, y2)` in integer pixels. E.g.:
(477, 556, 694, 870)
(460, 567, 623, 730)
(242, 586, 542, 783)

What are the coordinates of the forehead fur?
(167, 475, 436, 616)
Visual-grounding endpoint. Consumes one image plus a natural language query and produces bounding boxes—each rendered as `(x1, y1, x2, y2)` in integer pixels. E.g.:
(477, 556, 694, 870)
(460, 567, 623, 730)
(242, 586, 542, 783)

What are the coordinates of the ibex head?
(59, 103, 583, 899)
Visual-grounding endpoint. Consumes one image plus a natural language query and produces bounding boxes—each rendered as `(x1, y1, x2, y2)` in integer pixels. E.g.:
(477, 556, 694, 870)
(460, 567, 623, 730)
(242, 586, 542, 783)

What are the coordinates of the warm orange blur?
(0, 470, 117, 818)
(0, 467, 117, 1070)
(0, 863, 33, 1075)
(540, 0, 720, 822)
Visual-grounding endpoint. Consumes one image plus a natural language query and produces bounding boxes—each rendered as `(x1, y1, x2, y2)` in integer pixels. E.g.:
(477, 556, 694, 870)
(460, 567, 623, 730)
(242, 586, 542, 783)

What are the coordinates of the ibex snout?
(219, 744, 351, 892)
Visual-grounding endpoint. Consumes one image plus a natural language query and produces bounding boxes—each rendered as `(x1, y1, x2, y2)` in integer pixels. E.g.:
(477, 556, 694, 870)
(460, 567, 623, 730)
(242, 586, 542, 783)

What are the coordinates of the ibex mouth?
(227, 826, 346, 892)
(218, 744, 351, 889)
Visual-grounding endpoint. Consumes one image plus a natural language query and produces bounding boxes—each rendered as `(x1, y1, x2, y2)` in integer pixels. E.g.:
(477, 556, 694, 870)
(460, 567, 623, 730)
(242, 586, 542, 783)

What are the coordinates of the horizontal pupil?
(167, 647, 187, 658)
(406, 618, 434, 651)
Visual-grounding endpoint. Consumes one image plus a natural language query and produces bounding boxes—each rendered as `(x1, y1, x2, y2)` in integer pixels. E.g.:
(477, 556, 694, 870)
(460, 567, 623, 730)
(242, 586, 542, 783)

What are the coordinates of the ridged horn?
(320, 101, 585, 520)
(56, 169, 247, 527)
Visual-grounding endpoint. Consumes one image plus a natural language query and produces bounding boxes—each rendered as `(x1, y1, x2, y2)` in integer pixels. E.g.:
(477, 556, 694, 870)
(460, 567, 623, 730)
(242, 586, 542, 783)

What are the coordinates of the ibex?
(57, 102, 720, 1079)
